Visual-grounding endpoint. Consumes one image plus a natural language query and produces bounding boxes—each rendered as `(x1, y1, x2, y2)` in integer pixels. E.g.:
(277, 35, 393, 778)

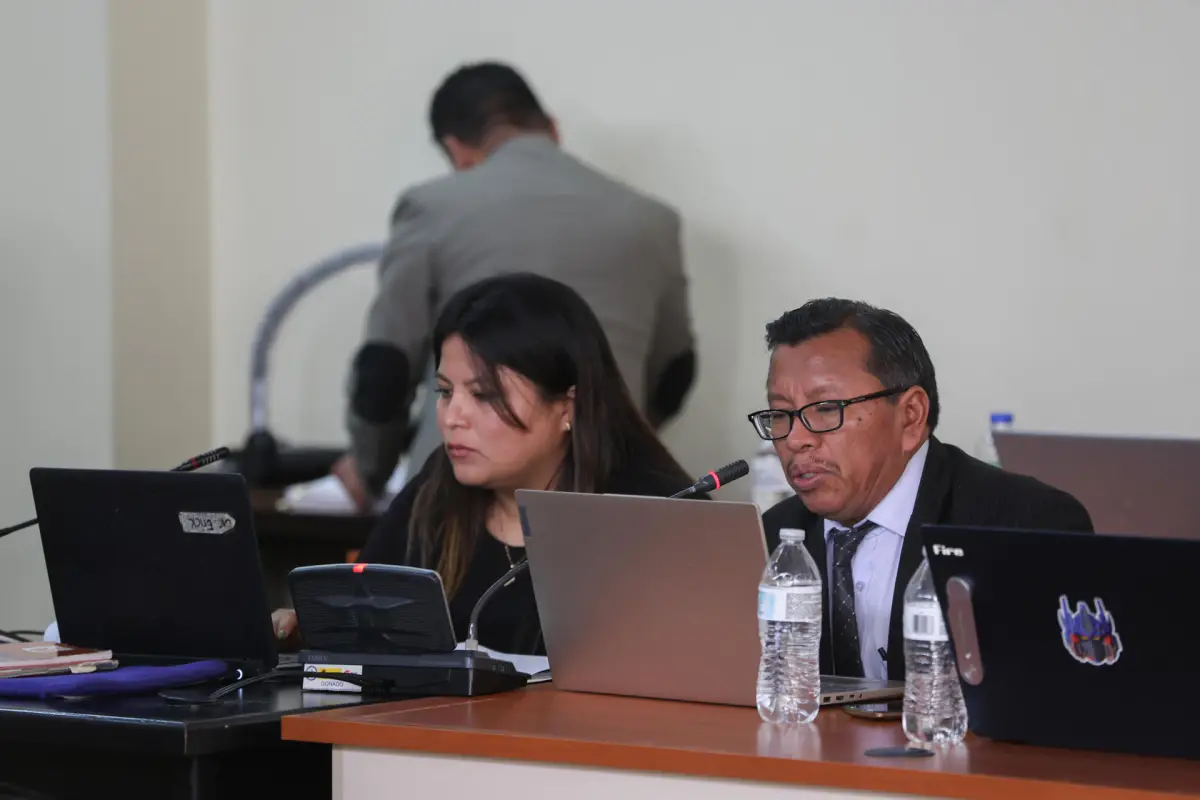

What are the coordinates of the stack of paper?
(0, 641, 116, 678)
(455, 642, 550, 678)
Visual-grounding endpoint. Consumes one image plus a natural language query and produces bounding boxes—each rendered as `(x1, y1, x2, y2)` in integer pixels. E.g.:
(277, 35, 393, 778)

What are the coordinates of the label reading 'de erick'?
(178, 512, 236, 535)
(758, 585, 821, 622)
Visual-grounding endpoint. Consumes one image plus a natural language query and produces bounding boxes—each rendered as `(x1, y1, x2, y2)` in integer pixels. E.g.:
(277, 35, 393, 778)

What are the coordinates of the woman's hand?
(271, 607, 300, 647)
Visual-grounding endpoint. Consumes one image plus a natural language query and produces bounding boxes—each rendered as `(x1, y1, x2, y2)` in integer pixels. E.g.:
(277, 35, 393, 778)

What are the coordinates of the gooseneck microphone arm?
(464, 559, 530, 651)
(0, 446, 233, 542)
(0, 518, 37, 539)
(462, 458, 752, 652)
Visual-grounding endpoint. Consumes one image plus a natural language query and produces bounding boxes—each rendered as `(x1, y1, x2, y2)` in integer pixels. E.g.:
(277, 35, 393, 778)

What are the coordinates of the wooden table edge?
(281, 711, 1189, 800)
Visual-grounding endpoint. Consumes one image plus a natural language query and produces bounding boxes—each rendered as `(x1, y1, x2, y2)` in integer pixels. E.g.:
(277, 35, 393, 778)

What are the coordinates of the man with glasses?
(748, 298, 1092, 681)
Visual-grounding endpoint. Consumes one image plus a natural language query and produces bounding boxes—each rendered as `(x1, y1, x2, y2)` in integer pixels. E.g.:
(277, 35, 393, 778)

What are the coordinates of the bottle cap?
(779, 527, 805, 543)
(990, 412, 1013, 425)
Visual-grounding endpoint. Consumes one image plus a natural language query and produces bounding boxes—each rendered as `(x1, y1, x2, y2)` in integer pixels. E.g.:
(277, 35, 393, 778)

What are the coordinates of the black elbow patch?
(650, 350, 696, 423)
(351, 344, 411, 424)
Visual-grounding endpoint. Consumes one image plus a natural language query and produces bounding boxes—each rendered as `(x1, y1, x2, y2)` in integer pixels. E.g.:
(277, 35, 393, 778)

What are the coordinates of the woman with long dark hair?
(274, 272, 694, 653)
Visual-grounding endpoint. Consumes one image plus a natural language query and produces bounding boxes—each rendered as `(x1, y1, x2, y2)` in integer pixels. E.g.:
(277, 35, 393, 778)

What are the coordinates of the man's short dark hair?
(765, 298, 940, 431)
(429, 62, 552, 147)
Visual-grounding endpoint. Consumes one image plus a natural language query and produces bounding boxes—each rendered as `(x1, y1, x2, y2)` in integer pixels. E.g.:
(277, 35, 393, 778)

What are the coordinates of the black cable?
(157, 663, 383, 705)
(159, 664, 302, 703)
(156, 662, 457, 705)
(0, 630, 31, 643)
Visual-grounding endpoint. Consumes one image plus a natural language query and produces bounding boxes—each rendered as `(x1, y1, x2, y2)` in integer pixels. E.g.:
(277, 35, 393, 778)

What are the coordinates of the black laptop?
(921, 524, 1200, 760)
(30, 468, 279, 674)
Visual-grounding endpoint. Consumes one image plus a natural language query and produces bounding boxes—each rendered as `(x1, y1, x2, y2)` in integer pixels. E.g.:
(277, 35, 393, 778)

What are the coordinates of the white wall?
(110, 0, 213, 471)
(0, 2, 112, 628)
(208, 0, 1200, 493)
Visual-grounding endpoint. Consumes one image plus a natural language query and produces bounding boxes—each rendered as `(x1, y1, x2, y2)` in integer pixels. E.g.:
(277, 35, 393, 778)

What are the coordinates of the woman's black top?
(357, 452, 695, 655)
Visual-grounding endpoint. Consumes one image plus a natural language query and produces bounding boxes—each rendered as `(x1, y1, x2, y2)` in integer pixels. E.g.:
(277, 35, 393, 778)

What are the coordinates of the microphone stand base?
(299, 649, 530, 698)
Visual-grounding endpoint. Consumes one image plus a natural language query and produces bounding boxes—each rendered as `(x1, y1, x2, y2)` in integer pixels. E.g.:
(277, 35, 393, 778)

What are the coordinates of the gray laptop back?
(993, 431, 1200, 539)
(516, 491, 768, 706)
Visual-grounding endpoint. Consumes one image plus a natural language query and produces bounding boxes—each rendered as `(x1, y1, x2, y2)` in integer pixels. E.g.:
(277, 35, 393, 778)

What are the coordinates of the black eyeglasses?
(747, 386, 912, 441)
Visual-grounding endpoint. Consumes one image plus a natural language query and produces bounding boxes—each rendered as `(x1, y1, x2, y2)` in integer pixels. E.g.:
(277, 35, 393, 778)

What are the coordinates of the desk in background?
(250, 489, 378, 608)
(0, 683, 366, 800)
(284, 685, 1200, 800)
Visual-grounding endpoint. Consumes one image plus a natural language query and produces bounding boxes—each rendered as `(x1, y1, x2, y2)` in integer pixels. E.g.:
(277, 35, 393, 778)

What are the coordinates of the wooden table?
(249, 489, 379, 607)
(283, 685, 1200, 800)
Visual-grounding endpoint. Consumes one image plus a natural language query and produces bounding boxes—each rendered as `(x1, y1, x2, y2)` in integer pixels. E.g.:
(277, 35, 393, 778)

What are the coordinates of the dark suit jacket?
(762, 436, 1094, 681)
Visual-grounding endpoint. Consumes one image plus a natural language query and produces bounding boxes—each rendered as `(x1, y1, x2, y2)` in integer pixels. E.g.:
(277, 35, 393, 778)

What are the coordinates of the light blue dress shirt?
(822, 440, 929, 680)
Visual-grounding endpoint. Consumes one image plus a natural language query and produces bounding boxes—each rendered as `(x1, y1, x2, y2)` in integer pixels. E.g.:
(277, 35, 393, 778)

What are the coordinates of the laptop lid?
(30, 467, 278, 672)
(993, 430, 1200, 539)
(921, 524, 1199, 760)
(516, 491, 901, 707)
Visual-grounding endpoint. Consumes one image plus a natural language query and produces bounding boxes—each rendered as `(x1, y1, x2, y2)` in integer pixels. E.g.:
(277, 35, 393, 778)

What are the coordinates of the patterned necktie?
(829, 520, 879, 677)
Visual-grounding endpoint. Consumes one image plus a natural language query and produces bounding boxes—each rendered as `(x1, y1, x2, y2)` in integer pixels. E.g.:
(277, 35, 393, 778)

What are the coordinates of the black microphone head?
(669, 459, 752, 498)
(172, 447, 234, 472)
(675, 459, 750, 497)
(714, 459, 750, 486)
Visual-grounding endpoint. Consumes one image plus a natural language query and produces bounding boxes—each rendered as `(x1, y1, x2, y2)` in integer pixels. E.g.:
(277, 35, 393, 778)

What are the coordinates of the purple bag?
(0, 660, 228, 699)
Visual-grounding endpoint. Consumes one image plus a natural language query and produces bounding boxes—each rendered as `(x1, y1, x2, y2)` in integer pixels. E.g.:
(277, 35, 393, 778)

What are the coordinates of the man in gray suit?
(334, 62, 697, 509)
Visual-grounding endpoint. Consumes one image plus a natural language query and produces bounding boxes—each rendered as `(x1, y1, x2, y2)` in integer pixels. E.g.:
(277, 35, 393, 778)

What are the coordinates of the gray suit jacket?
(348, 133, 695, 490)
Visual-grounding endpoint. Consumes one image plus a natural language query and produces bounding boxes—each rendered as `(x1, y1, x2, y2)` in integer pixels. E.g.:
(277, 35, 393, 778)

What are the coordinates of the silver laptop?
(515, 490, 902, 707)
(994, 430, 1200, 539)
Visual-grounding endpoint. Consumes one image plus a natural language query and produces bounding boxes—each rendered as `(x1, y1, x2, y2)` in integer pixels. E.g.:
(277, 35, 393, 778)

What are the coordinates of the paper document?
(455, 642, 549, 678)
(277, 458, 410, 513)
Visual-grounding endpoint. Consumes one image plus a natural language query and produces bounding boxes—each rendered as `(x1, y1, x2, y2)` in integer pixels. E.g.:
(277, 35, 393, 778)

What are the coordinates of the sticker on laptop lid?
(1057, 595, 1122, 666)
(178, 512, 236, 535)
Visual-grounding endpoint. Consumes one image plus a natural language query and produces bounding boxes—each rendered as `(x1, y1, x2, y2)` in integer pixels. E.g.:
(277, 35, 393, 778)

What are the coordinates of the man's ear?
(900, 387, 930, 449)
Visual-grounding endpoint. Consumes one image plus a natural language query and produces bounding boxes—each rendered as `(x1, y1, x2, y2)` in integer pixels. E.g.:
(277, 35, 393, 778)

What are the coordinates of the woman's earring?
(564, 421, 572, 432)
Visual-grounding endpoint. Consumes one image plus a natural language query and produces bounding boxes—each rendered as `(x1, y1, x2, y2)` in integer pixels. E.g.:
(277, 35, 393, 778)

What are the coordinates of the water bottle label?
(757, 585, 820, 622)
(904, 600, 949, 642)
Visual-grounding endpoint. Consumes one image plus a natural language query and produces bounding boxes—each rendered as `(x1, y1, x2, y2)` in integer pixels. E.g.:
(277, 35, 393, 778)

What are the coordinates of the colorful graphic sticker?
(1057, 596, 1122, 666)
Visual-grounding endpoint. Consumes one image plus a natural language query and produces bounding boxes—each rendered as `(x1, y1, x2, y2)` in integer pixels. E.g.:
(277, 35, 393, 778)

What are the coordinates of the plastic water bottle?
(756, 528, 822, 724)
(976, 412, 1014, 466)
(752, 443, 793, 512)
(902, 558, 968, 745)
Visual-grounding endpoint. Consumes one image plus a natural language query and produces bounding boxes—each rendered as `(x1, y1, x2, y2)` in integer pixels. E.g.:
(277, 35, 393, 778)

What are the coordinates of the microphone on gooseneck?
(0, 446, 234, 542)
(463, 459, 753, 651)
(669, 459, 750, 499)
(170, 446, 232, 473)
